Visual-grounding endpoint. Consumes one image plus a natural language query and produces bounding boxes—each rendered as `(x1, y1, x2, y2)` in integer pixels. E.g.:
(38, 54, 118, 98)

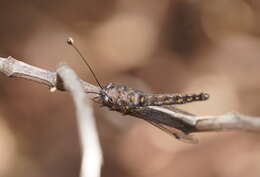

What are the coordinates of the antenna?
(67, 37, 103, 89)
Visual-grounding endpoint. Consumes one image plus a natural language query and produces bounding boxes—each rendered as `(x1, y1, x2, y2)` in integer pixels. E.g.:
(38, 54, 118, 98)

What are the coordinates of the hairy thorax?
(101, 83, 145, 112)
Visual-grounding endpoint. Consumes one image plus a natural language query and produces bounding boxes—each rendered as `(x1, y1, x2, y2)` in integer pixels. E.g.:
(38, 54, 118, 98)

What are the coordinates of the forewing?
(160, 105, 195, 116)
(145, 120, 199, 144)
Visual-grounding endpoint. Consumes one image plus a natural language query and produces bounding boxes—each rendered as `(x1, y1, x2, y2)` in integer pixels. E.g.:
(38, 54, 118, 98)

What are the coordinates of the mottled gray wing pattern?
(127, 105, 199, 144)
(145, 120, 198, 144)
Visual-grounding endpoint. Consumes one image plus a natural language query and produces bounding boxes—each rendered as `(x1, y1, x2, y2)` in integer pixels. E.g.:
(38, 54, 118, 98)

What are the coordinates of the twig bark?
(1, 56, 260, 135)
(0, 56, 100, 98)
(57, 64, 103, 177)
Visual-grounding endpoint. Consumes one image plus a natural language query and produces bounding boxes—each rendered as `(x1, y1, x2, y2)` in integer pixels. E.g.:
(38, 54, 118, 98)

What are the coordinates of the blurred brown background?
(1, 0, 260, 177)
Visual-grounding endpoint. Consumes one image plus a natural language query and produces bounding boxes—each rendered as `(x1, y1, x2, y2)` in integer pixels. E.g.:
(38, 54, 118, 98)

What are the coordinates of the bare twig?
(147, 106, 260, 133)
(195, 113, 260, 132)
(57, 64, 102, 177)
(0, 56, 100, 98)
(1, 56, 260, 135)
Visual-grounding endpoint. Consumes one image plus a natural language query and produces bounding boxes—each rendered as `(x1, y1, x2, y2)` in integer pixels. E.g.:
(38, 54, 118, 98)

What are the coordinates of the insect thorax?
(100, 83, 145, 112)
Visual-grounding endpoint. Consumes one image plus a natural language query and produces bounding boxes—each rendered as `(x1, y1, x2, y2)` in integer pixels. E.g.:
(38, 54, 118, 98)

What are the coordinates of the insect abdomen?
(141, 93, 209, 106)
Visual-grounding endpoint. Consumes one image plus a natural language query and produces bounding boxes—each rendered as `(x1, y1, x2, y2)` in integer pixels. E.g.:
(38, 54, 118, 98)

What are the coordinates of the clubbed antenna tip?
(67, 37, 74, 45)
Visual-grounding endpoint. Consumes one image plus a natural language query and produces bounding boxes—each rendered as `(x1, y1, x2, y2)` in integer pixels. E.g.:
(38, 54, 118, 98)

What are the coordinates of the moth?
(67, 38, 209, 144)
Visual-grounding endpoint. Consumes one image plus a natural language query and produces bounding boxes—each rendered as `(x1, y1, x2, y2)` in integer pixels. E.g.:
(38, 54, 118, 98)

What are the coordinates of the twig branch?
(147, 106, 260, 133)
(1, 56, 260, 135)
(0, 56, 100, 97)
(195, 113, 260, 132)
(57, 64, 103, 177)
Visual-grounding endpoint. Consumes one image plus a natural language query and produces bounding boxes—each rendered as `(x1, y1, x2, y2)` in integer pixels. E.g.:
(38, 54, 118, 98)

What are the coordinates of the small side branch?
(57, 64, 103, 177)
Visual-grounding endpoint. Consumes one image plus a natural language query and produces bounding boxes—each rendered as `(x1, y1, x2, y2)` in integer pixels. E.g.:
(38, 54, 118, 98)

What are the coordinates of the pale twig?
(0, 56, 100, 98)
(57, 64, 103, 177)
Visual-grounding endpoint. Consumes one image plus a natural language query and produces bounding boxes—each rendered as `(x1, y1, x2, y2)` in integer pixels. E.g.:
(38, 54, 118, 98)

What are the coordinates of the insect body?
(67, 37, 209, 144)
(100, 82, 209, 113)
(97, 82, 209, 144)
